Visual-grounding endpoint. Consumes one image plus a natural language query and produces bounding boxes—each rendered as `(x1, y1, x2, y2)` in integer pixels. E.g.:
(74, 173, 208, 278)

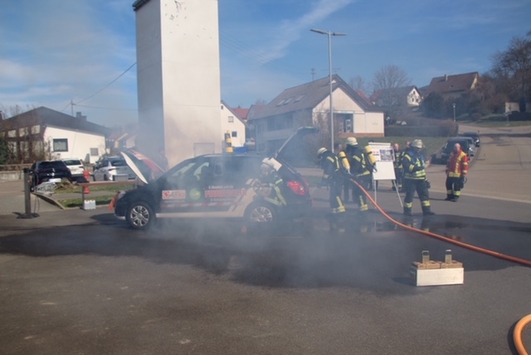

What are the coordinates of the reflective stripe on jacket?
(446, 150, 468, 178)
(402, 149, 427, 180)
(348, 147, 371, 177)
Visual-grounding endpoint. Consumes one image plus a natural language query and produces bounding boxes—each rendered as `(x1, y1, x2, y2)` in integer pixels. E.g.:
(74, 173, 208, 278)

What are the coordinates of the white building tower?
(133, 0, 222, 166)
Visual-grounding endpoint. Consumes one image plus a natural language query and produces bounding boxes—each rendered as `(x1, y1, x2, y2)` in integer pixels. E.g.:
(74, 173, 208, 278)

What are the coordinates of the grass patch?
(53, 182, 137, 194)
(57, 195, 115, 208)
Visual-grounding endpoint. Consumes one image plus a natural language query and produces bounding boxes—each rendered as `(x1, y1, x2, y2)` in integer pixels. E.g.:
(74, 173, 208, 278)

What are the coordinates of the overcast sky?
(1, 0, 530, 127)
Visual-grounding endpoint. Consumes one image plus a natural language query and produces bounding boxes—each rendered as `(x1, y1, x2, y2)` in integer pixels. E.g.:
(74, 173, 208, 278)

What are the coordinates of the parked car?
(432, 137, 474, 164)
(62, 158, 85, 179)
(93, 156, 136, 181)
(113, 127, 317, 230)
(30, 160, 72, 191)
(461, 131, 480, 147)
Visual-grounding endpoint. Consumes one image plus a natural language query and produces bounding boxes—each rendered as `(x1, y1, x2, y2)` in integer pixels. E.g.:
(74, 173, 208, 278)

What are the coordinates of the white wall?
(43, 126, 106, 163)
(312, 88, 384, 136)
(220, 104, 246, 147)
(135, 0, 222, 166)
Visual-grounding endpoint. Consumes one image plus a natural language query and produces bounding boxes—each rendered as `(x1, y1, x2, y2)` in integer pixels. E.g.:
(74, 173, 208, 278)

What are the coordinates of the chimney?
(444, 74, 448, 81)
(76, 112, 87, 121)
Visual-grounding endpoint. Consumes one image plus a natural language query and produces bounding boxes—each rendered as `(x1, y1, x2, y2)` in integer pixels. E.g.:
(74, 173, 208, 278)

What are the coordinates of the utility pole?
(311, 28, 346, 152)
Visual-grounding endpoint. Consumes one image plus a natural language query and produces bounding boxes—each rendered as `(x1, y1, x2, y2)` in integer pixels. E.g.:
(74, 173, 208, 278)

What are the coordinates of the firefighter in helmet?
(258, 158, 287, 207)
(402, 139, 434, 216)
(317, 147, 346, 231)
(344, 137, 370, 212)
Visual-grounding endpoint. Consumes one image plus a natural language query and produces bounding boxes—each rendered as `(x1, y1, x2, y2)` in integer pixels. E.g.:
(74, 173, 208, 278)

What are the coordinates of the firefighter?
(337, 143, 352, 203)
(402, 139, 435, 216)
(445, 143, 469, 202)
(392, 143, 403, 191)
(344, 137, 370, 212)
(317, 147, 346, 232)
(259, 158, 287, 207)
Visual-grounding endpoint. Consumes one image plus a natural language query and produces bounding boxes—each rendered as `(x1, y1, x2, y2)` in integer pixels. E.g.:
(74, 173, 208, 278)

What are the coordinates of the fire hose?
(350, 178, 531, 354)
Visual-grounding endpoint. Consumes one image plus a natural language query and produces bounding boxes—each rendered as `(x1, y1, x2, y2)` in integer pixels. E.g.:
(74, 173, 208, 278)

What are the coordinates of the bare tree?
(491, 31, 531, 111)
(348, 75, 367, 93)
(372, 65, 411, 92)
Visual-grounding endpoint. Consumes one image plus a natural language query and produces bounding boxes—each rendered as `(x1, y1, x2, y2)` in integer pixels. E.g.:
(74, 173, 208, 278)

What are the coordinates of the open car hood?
(274, 126, 319, 162)
(120, 149, 166, 185)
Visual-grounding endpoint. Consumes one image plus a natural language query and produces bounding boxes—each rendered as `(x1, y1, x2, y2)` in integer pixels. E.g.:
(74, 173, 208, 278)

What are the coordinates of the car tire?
(126, 201, 155, 230)
(244, 202, 278, 227)
(104, 174, 109, 181)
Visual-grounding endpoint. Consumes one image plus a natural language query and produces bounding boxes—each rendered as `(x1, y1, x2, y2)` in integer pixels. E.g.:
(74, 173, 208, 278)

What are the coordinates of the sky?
(0, 0, 530, 127)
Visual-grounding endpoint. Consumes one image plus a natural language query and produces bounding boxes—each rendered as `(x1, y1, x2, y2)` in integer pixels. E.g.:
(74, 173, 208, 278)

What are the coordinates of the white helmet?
(411, 139, 424, 149)
(345, 137, 358, 146)
(317, 147, 327, 157)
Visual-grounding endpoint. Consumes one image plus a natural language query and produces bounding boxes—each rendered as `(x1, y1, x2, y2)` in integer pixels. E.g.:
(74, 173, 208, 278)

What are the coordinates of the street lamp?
(452, 103, 456, 122)
(311, 28, 346, 152)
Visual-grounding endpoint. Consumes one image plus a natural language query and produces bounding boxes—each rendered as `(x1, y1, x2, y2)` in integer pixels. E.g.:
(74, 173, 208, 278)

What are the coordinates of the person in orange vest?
(445, 142, 469, 202)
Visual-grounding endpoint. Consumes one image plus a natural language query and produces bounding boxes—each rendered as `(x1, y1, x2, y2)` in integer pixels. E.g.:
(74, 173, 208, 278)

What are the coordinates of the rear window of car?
(63, 159, 82, 165)
(110, 159, 127, 167)
(38, 161, 68, 169)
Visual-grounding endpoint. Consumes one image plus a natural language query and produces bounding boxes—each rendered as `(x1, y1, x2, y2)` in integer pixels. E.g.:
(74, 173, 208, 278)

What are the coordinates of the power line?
(73, 103, 137, 111)
(75, 62, 137, 105)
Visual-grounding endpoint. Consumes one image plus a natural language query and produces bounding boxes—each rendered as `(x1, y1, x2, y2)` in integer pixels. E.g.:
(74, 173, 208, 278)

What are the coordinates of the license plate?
(49, 178, 62, 183)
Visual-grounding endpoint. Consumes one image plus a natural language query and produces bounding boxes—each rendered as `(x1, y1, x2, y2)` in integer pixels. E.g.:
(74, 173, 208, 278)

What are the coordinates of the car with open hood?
(112, 127, 318, 230)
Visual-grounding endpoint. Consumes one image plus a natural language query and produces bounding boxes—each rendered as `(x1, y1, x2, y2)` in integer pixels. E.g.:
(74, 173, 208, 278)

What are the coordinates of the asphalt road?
(0, 124, 530, 354)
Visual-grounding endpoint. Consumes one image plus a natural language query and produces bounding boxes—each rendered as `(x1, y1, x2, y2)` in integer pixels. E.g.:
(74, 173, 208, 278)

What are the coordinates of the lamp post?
(452, 103, 456, 122)
(311, 28, 345, 152)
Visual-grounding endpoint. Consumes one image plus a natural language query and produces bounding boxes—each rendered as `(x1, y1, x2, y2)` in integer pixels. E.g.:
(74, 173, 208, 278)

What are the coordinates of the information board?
(368, 143, 396, 181)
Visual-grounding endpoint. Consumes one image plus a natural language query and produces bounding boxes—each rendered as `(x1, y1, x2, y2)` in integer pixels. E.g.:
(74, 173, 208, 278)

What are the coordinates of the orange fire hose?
(514, 315, 531, 355)
(350, 178, 531, 353)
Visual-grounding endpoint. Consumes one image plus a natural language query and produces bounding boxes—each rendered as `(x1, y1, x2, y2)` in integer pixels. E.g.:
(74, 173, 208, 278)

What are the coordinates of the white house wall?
(312, 88, 384, 136)
(220, 104, 246, 147)
(135, 0, 222, 167)
(43, 126, 106, 163)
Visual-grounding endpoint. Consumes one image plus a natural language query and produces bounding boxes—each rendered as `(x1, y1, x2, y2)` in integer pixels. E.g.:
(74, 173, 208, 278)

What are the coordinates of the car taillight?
(287, 180, 307, 196)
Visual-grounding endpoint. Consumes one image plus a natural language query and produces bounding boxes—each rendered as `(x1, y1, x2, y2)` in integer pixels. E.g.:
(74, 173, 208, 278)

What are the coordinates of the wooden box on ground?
(410, 250, 464, 286)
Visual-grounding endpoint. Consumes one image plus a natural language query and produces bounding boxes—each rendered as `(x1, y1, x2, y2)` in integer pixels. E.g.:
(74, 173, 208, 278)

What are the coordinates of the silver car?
(93, 157, 135, 181)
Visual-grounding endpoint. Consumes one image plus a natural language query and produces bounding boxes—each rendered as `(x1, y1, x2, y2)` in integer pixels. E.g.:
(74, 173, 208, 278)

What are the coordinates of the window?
(232, 131, 237, 137)
(228, 115, 234, 123)
(53, 138, 68, 152)
(31, 125, 40, 134)
(8, 130, 16, 137)
(90, 148, 98, 156)
(344, 119, 352, 133)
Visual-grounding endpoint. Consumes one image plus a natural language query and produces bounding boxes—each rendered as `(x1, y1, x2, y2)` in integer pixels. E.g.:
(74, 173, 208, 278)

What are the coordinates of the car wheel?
(126, 201, 155, 230)
(104, 174, 109, 181)
(245, 202, 278, 225)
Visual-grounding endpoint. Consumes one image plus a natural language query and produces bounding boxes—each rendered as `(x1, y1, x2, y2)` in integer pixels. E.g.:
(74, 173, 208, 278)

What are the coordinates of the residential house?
(0, 107, 109, 164)
(249, 75, 385, 154)
(422, 72, 479, 99)
(370, 86, 422, 108)
(220, 101, 246, 149)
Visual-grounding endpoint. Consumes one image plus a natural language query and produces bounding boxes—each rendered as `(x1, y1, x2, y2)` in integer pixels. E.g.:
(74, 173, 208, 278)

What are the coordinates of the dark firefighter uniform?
(445, 145, 469, 202)
(402, 140, 434, 216)
(392, 144, 404, 191)
(259, 160, 287, 207)
(317, 148, 346, 230)
(346, 145, 370, 212)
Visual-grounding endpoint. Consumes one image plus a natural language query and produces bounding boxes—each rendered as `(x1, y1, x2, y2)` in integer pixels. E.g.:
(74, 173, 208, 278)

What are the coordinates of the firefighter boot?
(422, 206, 435, 216)
(445, 194, 454, 201)
(403, 207, 412, 216)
